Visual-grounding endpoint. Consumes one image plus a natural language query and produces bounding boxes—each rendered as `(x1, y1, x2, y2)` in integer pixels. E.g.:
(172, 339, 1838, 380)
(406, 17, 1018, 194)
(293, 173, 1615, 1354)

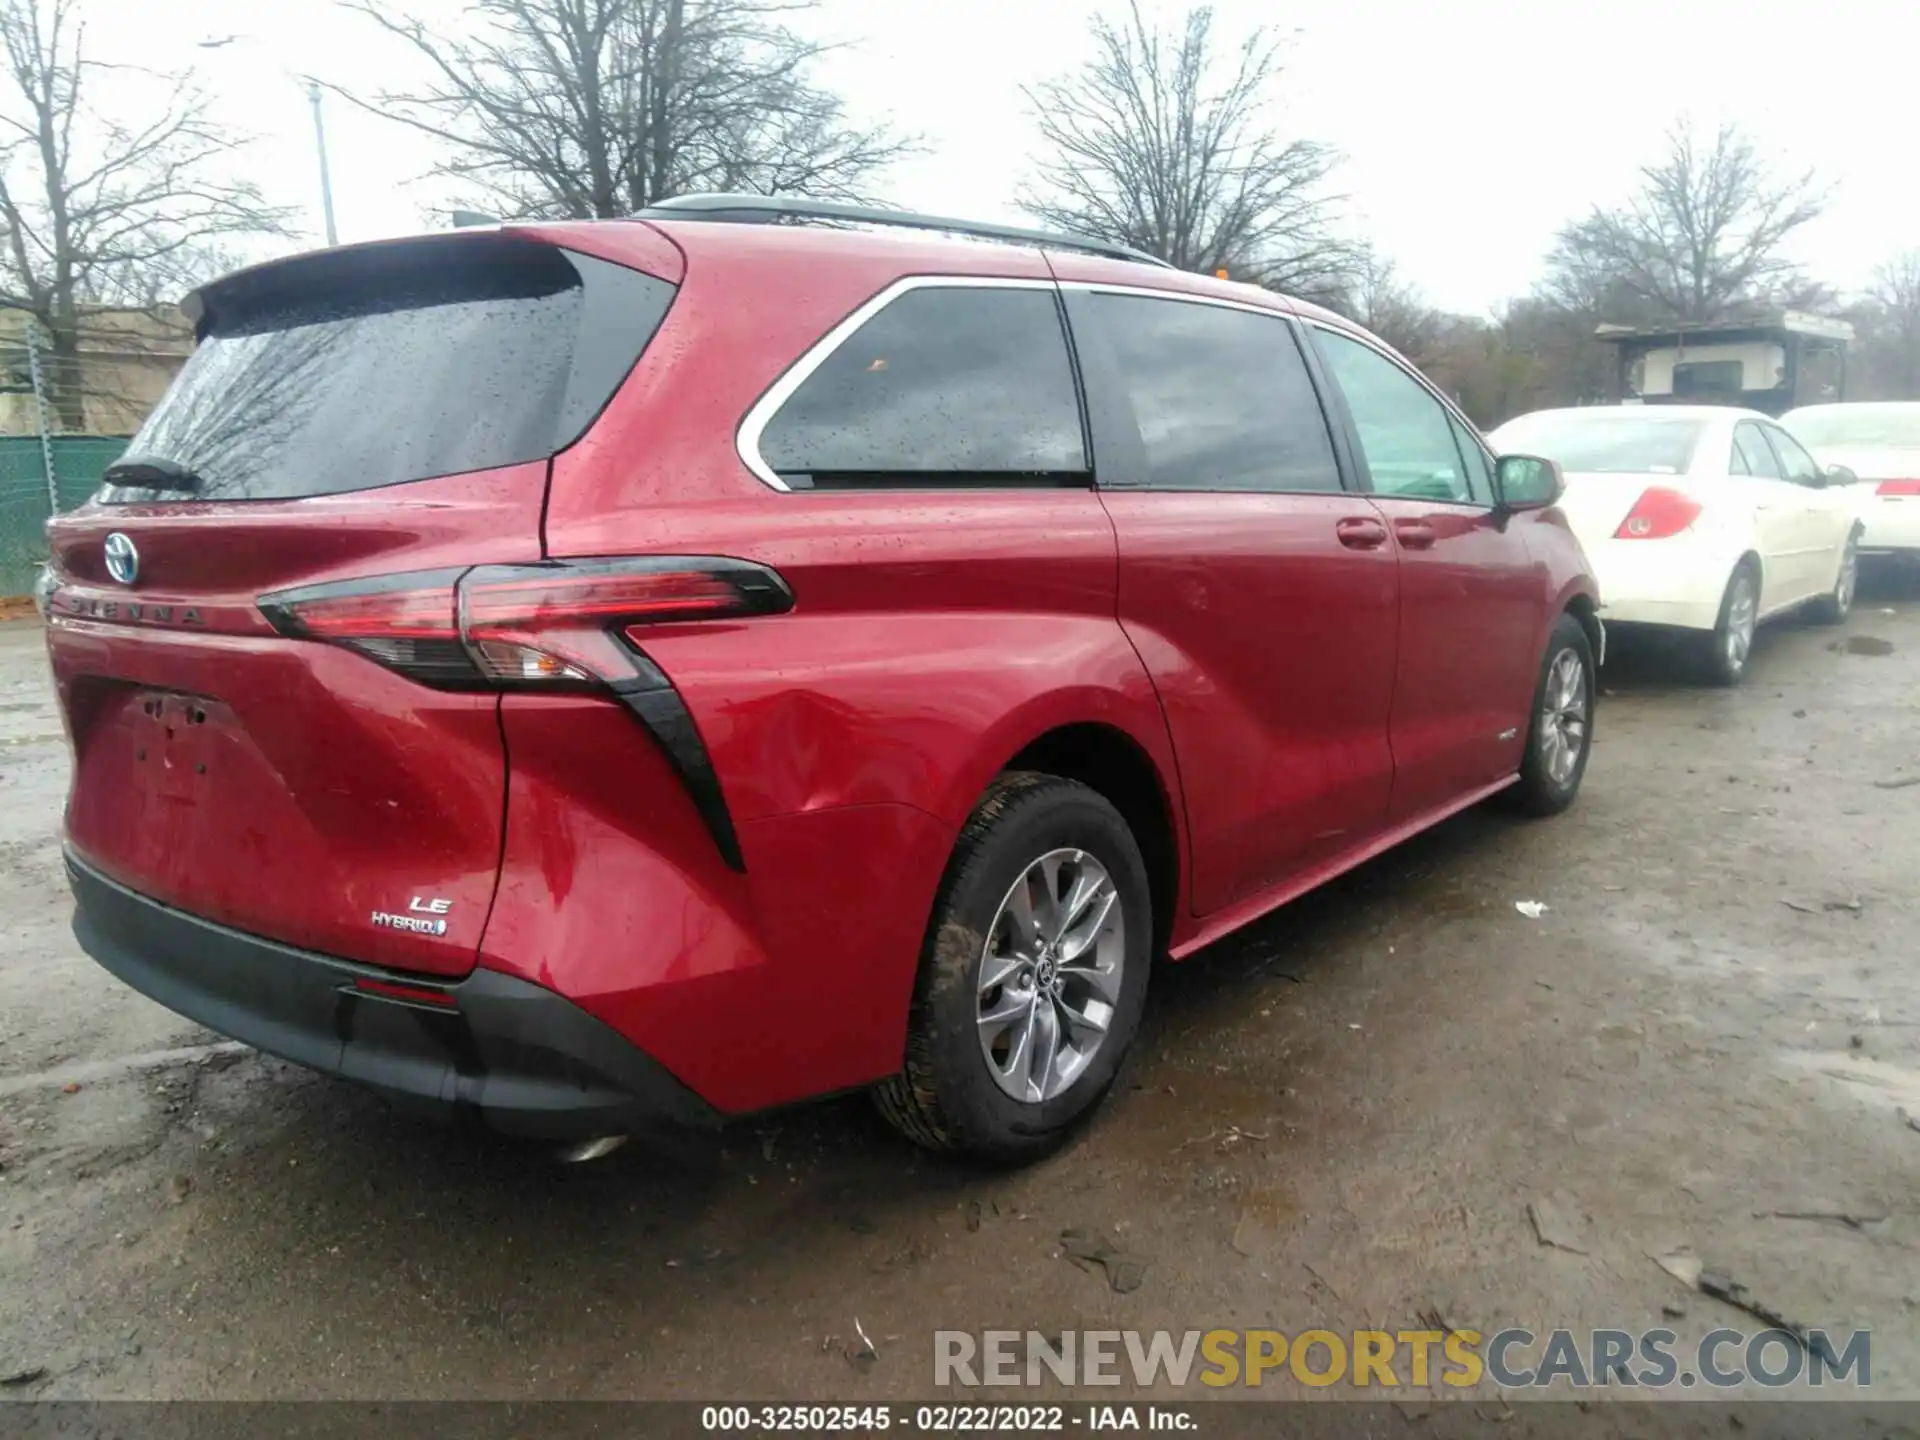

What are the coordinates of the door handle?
(1335, 516, 1388, 550)
(1393, 518, 1437, 550)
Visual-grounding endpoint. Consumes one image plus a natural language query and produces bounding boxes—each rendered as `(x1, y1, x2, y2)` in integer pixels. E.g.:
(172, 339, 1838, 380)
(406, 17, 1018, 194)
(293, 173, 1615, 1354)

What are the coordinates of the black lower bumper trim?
(66, 851, 719, 1139)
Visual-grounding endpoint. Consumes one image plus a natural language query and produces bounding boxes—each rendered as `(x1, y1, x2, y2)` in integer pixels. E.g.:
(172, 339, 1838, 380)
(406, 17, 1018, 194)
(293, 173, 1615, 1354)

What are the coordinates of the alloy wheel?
(1538, 647, 1588, 787)
(976, 848, 1125, 1104)
(1724, 574, 1757, 673)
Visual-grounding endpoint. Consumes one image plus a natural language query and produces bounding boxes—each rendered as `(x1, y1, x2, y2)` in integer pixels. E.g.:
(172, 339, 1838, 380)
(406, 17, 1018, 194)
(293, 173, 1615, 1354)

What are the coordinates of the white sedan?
(1489, 405, 1863, 684)
(1781, 401, 1920, 563)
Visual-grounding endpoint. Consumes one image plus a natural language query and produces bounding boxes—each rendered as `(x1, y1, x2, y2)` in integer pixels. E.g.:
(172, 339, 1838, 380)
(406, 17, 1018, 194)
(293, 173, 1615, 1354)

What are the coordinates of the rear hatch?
(45, 232, 677, 977)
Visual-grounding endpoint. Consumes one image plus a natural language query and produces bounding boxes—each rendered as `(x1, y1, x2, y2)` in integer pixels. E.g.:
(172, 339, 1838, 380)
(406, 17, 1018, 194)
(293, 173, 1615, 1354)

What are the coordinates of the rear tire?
(1509, 612, 1594, 817)
(1807, 529, 1860, 625)
(873, 772, 1152, 1163)
(1697, 560, 1760, 686)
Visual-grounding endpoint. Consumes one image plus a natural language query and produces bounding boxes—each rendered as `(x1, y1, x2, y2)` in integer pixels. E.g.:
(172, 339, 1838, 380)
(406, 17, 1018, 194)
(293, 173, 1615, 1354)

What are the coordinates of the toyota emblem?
(104, 532, 139, 586)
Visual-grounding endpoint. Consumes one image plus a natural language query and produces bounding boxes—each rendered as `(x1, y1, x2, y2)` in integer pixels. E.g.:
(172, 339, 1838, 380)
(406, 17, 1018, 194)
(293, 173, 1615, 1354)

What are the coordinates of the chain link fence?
(0, 434, 129, 599)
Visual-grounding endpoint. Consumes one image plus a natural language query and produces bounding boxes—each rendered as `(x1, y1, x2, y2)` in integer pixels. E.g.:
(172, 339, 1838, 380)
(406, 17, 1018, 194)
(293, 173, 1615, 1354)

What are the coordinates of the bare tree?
(0, 0, 291, 429)
(1850, 249, 1920, 400)
(340, 0, 913, 221)
(1021, 1, 1352, 289)
(1542, 123, 1828, 326)
(1326, 245, 1440, 360)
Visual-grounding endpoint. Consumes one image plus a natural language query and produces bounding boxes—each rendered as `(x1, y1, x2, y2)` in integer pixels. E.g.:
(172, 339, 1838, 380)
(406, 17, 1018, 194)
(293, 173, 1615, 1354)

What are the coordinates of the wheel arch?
(1000, 721, 1185, 959)
(1562, 589, 1605, 669)
(1546, 571, 1604, 663)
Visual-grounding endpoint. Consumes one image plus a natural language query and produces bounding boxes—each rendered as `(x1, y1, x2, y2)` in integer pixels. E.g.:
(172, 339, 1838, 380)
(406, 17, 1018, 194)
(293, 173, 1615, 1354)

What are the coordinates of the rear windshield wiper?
(102, 457, 203, 492)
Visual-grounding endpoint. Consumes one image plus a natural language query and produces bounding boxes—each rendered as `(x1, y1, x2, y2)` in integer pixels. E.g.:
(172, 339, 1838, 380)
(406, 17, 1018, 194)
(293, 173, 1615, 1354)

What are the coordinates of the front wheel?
(1508, 612, 1595, 816)
(873, 772, 1152, 1163)
(1807, 530, 1860, 625)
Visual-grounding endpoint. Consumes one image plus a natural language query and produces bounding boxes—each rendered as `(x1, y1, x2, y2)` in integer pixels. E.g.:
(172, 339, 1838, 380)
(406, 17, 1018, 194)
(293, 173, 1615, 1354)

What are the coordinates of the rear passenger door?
(1759, 421, 1853, 600)
(1305, 324, 1544, 821)
(1061, 285, 1400, 916)
(1730, 420, 1815, 604)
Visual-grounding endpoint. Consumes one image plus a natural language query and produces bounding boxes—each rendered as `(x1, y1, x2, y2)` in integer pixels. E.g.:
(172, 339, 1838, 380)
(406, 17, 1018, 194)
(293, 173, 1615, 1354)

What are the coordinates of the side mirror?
(1823, 463, 1859, 486)
(1493, 454, 1564, 512)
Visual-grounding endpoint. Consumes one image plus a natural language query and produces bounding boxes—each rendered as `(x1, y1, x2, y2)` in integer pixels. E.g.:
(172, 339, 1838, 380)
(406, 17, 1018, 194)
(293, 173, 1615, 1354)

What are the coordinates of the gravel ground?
(2, 576, 1917, 1429)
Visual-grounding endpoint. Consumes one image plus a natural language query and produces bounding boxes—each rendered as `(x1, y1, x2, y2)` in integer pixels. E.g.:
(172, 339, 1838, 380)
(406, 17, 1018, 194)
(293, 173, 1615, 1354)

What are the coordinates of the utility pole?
(24, 318, 59, 516)
(307, 81, 338, 247)
(199, 38, 339, 247)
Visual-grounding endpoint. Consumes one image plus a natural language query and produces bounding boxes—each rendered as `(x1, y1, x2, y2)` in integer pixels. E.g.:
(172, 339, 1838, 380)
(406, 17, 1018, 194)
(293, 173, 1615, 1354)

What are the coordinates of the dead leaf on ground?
(1231, 1209, 1283, 1259)
(1653, 1251, 1703, 1289)
(1527, 1193, 1592, 1254)
(1060, 1228, 1148, 1294)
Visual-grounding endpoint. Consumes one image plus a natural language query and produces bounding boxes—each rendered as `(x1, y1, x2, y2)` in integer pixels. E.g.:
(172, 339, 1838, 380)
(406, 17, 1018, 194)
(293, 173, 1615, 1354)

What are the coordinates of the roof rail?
(633, 193, 1174, 269)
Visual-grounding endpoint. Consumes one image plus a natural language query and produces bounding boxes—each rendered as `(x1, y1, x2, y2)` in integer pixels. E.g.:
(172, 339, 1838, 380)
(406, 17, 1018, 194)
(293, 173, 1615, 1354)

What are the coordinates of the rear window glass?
(105, 240, 674, 502)
(1786, 406, 1920, 449)
(1494, 413, 1706, 475)
(756, 286, 1087, 486)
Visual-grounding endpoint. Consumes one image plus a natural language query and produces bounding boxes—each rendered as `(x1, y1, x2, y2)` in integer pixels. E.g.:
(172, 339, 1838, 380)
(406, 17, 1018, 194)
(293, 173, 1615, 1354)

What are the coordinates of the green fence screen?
(0, 434, 129, 598)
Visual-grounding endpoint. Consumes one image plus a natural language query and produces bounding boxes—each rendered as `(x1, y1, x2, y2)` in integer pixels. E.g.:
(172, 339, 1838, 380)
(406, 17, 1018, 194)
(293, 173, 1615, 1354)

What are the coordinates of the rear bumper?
(1595, 596, 1725, 630)
(66, 850, 719, 1139)
(1859, 498, 1920, 555)
(1584, 534, 1733, 633)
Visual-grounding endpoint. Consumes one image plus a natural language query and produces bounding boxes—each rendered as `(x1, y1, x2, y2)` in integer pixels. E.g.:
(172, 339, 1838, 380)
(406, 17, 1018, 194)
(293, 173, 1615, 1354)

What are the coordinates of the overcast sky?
(94, 0, 1920, 314)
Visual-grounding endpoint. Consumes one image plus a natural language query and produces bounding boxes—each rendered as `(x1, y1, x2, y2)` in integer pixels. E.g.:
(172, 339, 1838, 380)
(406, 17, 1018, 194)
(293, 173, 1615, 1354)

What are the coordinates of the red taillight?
(457, 559, 778, 686)
(1876, 479, 1920, 496)
(261, 556, 787, 691)
(258, 557, 793, 691)
(257, 568, 476, 686)
(1613, 488, 1703, 540)
(284, 587, 457, 640)
(465, 567, 743, 625)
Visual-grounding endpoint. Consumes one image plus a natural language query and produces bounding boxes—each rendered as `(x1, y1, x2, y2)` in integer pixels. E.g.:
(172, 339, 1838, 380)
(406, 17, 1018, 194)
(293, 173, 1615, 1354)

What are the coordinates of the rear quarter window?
(105, 239, 675, 503)
(753, 285, 1088, 488)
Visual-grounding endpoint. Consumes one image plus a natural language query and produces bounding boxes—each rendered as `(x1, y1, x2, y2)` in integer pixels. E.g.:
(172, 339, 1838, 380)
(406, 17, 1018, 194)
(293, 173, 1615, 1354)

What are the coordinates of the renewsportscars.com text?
(934, 1327, 1870, 1390)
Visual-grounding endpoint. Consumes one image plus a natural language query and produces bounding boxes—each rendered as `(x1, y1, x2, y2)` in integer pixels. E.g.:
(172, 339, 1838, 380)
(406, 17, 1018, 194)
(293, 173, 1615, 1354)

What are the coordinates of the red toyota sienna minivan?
(42, 196, 1599, 1162)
